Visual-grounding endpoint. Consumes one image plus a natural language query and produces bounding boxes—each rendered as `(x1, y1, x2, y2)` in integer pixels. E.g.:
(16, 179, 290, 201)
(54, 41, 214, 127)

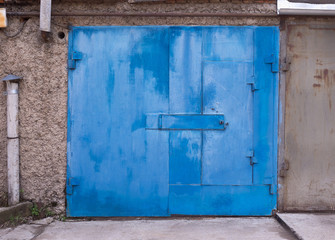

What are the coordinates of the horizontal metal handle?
(146, 114, 226, 130)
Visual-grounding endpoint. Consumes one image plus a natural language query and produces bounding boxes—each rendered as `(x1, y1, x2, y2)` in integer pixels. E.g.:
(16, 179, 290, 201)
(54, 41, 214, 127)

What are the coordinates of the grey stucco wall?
(0, 1, 279, 214)
(0, 17, 69, 211)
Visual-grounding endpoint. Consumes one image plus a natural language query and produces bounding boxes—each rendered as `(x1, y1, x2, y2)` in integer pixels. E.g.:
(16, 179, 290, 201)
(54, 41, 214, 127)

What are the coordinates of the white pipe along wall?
(2, 75, 22, 206)
(40, 0, 52, 32)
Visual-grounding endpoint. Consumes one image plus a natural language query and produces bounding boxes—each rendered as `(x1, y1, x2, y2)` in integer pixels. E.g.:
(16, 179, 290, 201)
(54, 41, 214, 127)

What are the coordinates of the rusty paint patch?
(315, 69, 335, 87)
(0, 8, 7, 28)
(315, 69, 335, 110)
(313, 69, 335, 110)
(287, 43, 294, 52)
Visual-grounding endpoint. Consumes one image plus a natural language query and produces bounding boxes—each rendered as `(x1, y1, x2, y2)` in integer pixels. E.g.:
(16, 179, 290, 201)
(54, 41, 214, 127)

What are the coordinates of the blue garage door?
(67, 26, 279, 217)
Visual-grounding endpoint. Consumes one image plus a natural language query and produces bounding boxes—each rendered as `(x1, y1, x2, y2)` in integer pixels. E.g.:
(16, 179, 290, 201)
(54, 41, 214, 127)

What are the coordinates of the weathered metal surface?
(67, 26, 279, 217)
(284, 23, 335, 211)
(146, 114, 226, 130)
(169, 185, 277, 215)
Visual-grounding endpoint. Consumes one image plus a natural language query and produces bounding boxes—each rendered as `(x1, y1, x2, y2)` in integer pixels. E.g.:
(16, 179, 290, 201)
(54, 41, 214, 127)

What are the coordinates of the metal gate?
(67, 26, 279, 216)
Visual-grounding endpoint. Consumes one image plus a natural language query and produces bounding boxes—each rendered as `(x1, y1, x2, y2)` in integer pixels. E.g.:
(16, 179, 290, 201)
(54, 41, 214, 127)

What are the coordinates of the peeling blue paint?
(67, 26, 279, 217)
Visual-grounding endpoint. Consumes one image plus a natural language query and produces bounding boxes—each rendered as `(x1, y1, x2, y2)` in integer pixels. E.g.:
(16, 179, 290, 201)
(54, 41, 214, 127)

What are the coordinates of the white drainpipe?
(40, 0, 52, 32)
(2, 74, 22, 206)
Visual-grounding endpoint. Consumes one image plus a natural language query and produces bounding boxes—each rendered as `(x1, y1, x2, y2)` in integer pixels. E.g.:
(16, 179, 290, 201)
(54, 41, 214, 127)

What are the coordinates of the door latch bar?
(146, 114, 226, 130)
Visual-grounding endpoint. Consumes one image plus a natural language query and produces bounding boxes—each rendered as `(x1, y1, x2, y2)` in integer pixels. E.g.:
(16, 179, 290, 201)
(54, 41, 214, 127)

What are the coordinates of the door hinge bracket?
(281, 56, 291, 72)
(269, 184, 275, 195)
(247, 77, 259, 92)
(264, 54, 279, 73)
(246, 150, 257, 165)
(66, 177, 80, 195)
(279, 159, 290, 178)
(68, 52, 83, 70)
(264, 177, 276, 195)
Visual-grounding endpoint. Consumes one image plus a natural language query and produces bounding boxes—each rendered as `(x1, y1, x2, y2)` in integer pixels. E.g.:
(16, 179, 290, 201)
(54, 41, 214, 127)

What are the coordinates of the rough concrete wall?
(0, 1, 277, 213)
(0, 17, 69, 211)
(283, 22, 335, 211)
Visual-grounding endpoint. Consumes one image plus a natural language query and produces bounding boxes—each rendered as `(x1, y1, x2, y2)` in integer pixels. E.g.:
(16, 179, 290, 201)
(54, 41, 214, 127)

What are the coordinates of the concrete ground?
(276, 213, 335, 240)
(0, 202, 33, 225)
(0, 217, 296, 240)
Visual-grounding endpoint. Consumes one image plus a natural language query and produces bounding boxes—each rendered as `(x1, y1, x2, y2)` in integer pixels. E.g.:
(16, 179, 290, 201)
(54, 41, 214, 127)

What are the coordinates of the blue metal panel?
(169, 131, 201, 184)
(168, 27, 203, 187)
(67, 27, 170, 216)
(202, 61, 253, 185)
(252, 27, 280, 196)
(169, 27, 202, 114)
(202, 27, 254, 62)
(67, 26, 279, 217)
(169, 185, 276, 216)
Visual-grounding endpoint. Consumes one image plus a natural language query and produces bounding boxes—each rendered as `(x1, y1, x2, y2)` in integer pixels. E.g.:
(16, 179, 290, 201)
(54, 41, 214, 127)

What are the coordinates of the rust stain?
(315, 69, 335, 87)
(314, 69, 335, 110)
(297, 32, 303, 38)
(324, 69, 329, 78)
(313, 83, 321, 88)
(287, 43, 294, 52)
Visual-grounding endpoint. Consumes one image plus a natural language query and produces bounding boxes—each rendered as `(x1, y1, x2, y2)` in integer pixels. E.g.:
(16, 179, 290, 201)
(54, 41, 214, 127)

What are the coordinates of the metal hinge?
(246, 150, 257, 165)
(66, 177, 80, 195)
(264, 177, 275, 195)
(281, 56, 291, 72)
(279, 159, 290, 178)
(264, 54, 279, 73)
(247, 77, 259, 92)
(68, 52, 83, 70)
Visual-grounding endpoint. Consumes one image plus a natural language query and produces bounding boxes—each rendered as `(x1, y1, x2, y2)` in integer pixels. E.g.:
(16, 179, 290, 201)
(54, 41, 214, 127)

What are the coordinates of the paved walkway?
(0, 217, 296, 240)
(276, 213, 335, 240)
